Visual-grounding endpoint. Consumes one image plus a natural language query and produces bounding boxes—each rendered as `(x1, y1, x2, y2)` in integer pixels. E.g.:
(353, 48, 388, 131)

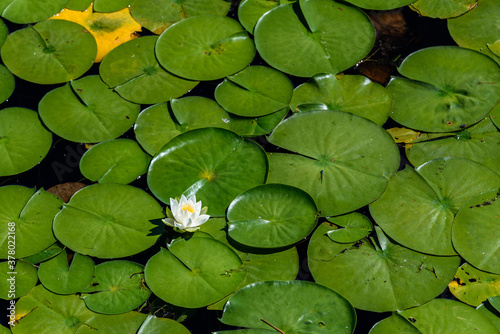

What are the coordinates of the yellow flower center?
(182, 203, 195, 213)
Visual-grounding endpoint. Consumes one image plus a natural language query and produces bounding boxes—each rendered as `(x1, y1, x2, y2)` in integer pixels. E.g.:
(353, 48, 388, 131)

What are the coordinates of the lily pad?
(227, 184, 318, 248)
(0, 261, 37, 299)
(399, 299, 499, 333)
(388, 46, 500, 132)
(492, 104, 500, 129)
(230, 107, 289, 137)
(12, 285, 96, 334)
(219, 280, 356, 333)
(171, 96, 233, 133)
(405, 117, 500, 174)
(326, 212, 373, 243)
(99, 36, 198, 104)
(0, 107, 52, 177)
(238, 0, 296, 33)
(53, 183, 164, 258)
(23, 242, 64, 264)
(267, 110, 400, 216)
(477, 300, 500, 331)
(215, 65, 293, 117)
(343, 0, 414, 10)
(137, 315, 191, 334)
(66, 0, 92, 10)
(410, 0, 477, 19)
(79, 139, 150, 184)
(144, 236, 246, 308)
(254, 0, 375, 77)
(156, 15, 255, 81)
(39, 75, 140, 143)
(369, 314, 420, 334)
(308, 221, 460, 312)
(369, 158, 500, 255)
(93, 0, 133, 12)
(290, 73, 391, 126)
(449, 263, 500, 307)
(452, 189, 500, 274)
(75, 311, 147, 334)
(1, 19, 96, 84)
(147, 127, 268, 216)
(448, 0, 500, 64)
(0, 65, 14, 104)
(38, 250, 94, 295)
(130, 0, 230, 35)
(0, 186, 62, 259)
(0, 0, 69, 24)
(82, 260, 151, 314)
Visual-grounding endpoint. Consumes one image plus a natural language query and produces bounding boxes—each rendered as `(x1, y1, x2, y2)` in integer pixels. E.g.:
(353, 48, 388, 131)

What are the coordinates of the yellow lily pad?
(49, 4, 141, 62)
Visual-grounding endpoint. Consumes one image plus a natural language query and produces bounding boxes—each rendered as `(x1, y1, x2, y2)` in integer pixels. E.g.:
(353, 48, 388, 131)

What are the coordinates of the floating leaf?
(66, 0, 92, 10)
(290, 73, 391, 126)
(147, 127, 268, 216)
(388, 46, 500, 132)
(156, 15, 255, 81)
(93, 0, 133, 12)
(452, 189, 500, 274)
(238, 0, 296, 33)
(130, 0, 230, 35)
(79, 139, 150, 184)
(449, 263, 500, 307)
(254, 0, 375, 77)
(75, 311, 147, 334)
(267, 110, 400, 216)
(99, 36, 198, 104)
(39, 75, 140, 143)
(308, 221, 460, 312)
(410, 0, 477, 19)
(49, 4, 142, 62)
(0, 107, 52, 177)
(227, 184, 318, 248)
(0, 261, 37, 300)
(326, 212, 373, 243)
(82, 260, 150, 314)
(0, 65, 14, 104)
(342, 0, 414, 10)
(370, 158, 500, 255)
(219, 280, 356, 333)
(229, 107, 289, 137)
(23, 242, 64, 265)
(0, 0, 69, 24)
(1, 19, 96, 84)
(369, 314, 420, 334)
(38, 250, 95, 295)
(137, 315, 190, 334)
(53, 183, 164, 258)
(477, 300, 500, 331)
(144, 235, 246, 308)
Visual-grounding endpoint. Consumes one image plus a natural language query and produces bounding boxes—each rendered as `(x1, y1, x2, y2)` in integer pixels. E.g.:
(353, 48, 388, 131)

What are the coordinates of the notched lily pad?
(449, 263, 500, 307)
(0, 0, 69, 24)
(326, 212, 373, 243)
(0, 260, 37, 300)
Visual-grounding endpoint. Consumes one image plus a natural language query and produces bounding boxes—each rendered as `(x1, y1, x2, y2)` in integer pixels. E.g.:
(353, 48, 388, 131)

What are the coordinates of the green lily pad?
(130, 0, 230, 35)
(215, 65, 293, 117)
(99, 36, 198, 104)
(79, 139, 150, 184)
(144, 235, 246, 308)
(0, 17, 8, 48)
(410, 0, 477, 19)
(75, 312, 147, 334)
(267, 110, 400, 216)
(0, 326, 9, 333)
(1, 19, 96, 84)
(148, 127, 268, 216)
(12, 285, 96, 334)
(171, 96, 233, 133)
(0, 261, 37, 300)
(23, 242, 64, 264)
(492, 104, 500, 129)
(491, 296, 500, 313)
(290, 73, 391, 126)
(66, 0, 92, 10)
(219, 280, 356, 333)
(238, 0, 296, 34)
(230, 107, 289, 137)
(38, 250, 94, 295)
(156, 15, 255, 81)
(449, 263, 500, 307)
(93, 0, 132, 12)
(39, 75, 140, 143)
(82, 260, 150, 314)
(53, 183, 164, 258)
(0, 186, 62, 259)
(452, 189, 500, 274)
(448, 0, 500, 64)
(227, 184, 317, 248)
(0, 107, 52, 177)
(405, 117, 500, 174)
(326, 212, 373, 243)
(369, 158, 500, 255)
(388, 46, 500, 132)
(0, 65, 14, 104)
(489, 39, 500, 57)
(343, 0, 414, 10)
(308, 222, 460, 312)
(477, 300, 500, 331)
(254, 0, 375, 77)
(199, 218, 299, 310)
(0, 0, 69, 24)
(369, 314, 420, 334)
(399, 299, 499, 333)
(137, 315, 191, 334)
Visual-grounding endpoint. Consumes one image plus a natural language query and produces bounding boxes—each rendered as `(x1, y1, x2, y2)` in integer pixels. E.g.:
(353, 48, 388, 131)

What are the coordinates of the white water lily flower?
(162, 194, 210, 232)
